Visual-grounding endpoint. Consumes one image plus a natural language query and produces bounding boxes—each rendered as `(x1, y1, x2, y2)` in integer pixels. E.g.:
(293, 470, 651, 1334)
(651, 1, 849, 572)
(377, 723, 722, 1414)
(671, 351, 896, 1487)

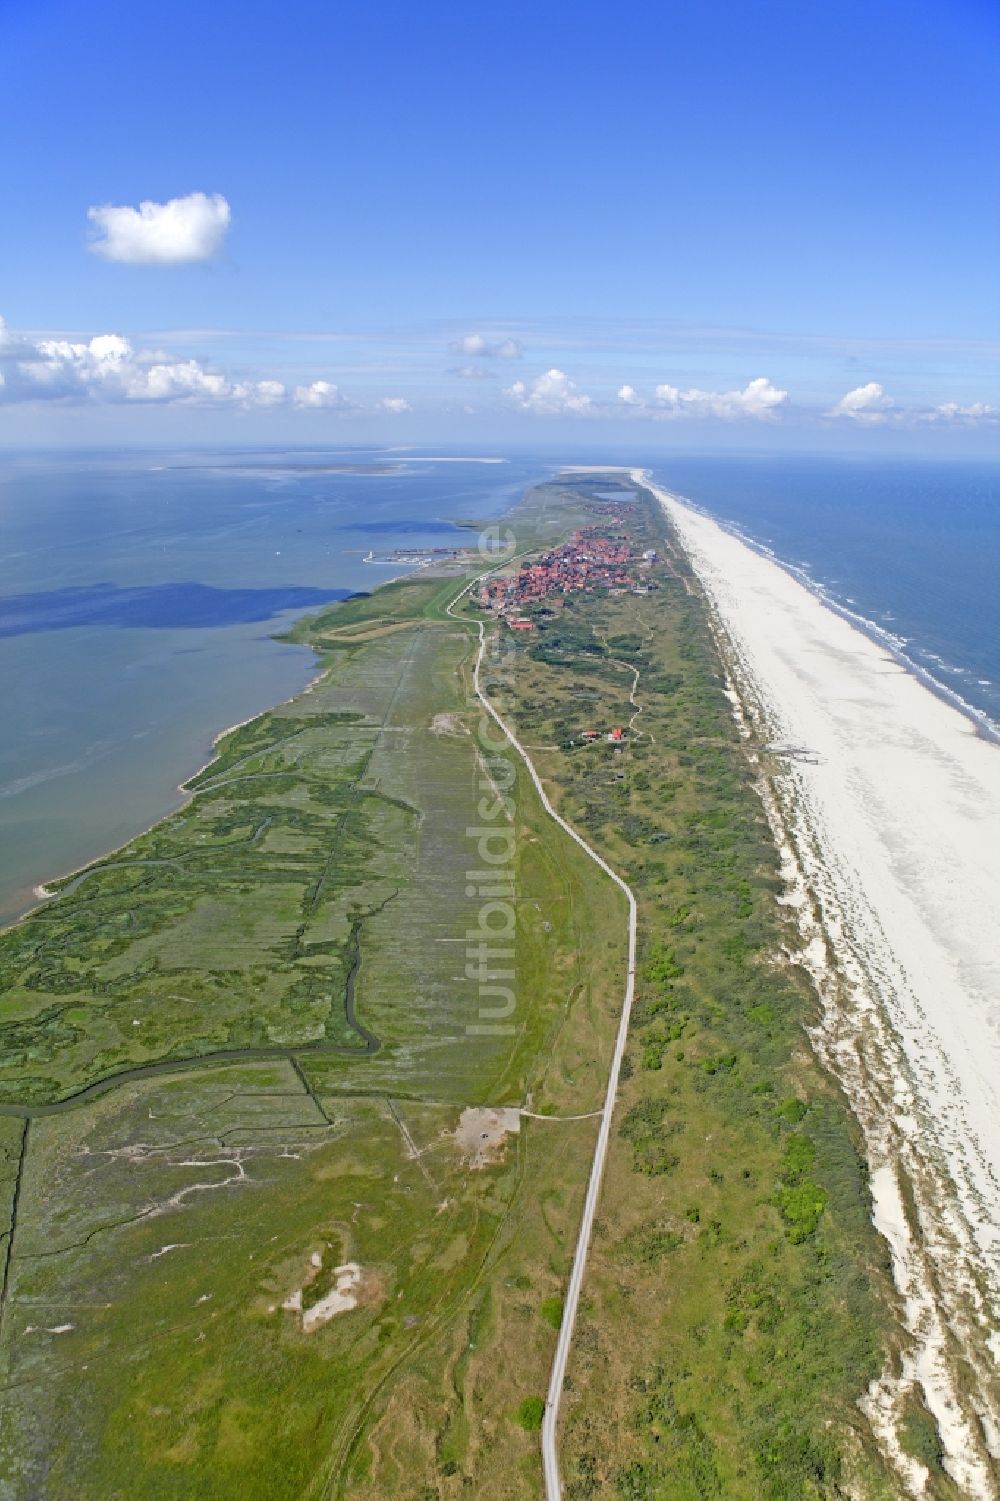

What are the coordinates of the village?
(475, 520, 659, 750)
(476, 524, 658, 629)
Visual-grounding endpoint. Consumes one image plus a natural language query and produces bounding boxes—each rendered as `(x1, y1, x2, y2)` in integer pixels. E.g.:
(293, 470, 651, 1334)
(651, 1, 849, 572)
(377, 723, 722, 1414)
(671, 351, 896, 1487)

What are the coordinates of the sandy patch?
(301, 1263, 362, 1332)
(279, 1255, 369, 1333)
(642, 471, 1000, 1495)
(430, 712, 469, 737)
(453, 1106, 521, 1169)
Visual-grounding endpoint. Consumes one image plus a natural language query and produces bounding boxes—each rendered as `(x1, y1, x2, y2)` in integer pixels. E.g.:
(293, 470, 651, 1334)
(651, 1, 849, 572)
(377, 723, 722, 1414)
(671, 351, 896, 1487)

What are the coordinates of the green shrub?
(899, 1404, 944, 1471)
(700, 1052, 737, 1075)
(618, 1224, 683, 1266)
(540, 1296, 564, 1330)
(777, 1180, 829, 1242)
(645, 941, 683, 987)
(619, 1097, 681, 1175)
(514, 1396, 545, 1431)
(781, 1133, 816, 1181)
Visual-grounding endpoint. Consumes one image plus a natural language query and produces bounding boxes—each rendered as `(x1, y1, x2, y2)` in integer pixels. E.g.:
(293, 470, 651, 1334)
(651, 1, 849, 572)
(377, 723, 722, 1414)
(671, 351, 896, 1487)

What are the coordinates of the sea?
(1, 448, 997, 928)
(650, 454, 1000, 739)
(0, 449, 540, 927)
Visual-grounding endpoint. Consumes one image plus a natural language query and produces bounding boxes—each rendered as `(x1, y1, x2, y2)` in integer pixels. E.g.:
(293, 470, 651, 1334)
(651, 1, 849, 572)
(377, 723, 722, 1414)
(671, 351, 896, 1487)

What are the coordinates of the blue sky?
(1, 0, 997, 449)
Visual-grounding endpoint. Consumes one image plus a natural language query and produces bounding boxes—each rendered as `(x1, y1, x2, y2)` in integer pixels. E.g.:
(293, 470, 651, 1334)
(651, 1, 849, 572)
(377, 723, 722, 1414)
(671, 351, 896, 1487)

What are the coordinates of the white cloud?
(918, 400, 999, 425)
(87, 192, 231, 265)
(138, 359, 231, 401)
(452, 364, 495, 380)
(0, 316, 429, 417)
(617, 383, 644, 407)
(830, 384, 1000, 427)
(449, 333, 522, 359)
(293, 380, 349, 409)
(505, 368, 593, 414)
(829, 381, 894, 423)
(451, 333, 490, 356)
(0, 318, 427, 417)
(291, 385, 411, 414)
(652, 375, 789, 421)
(250, 379, 287, 407)
(0, 315, 284, 407)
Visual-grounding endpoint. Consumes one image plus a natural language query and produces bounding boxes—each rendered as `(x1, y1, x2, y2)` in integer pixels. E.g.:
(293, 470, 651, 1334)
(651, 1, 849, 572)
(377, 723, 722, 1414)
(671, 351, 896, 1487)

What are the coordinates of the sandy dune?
(640, 474, 1000, 1496)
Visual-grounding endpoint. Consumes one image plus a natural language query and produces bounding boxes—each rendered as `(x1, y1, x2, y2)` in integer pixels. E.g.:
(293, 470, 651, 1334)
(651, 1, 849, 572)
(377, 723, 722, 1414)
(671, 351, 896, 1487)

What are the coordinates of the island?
(1, 471, 990, 1500)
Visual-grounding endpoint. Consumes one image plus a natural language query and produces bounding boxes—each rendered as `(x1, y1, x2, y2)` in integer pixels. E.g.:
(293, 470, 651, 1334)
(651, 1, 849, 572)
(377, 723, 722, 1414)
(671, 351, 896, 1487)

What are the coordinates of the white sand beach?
(639, 473, 1000, 1496)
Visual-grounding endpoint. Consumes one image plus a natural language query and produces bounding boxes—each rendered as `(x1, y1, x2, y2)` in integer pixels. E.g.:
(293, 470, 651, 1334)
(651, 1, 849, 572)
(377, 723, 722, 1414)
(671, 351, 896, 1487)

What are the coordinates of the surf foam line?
(659, 487, 1000, 747)
(638, 472, 1000, 1500)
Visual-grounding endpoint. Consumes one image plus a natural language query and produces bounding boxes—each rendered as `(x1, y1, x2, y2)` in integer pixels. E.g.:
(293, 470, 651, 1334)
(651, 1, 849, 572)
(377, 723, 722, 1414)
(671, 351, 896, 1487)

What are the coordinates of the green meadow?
(489, 480, 914, 1501)
(0, 478, 907, 1499)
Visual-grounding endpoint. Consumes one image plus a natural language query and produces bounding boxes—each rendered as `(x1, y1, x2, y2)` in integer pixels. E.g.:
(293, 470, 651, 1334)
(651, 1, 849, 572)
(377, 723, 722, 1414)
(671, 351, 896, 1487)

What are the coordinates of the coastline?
(5, 564, 435, 933)
(175, 663, 329, 793)
(6, 464, 993, 1493)
(12, 657, 330, 931)
(637, 471, 1000, 1493)
(0, 451, 526, 935)
(667, 489, 1000, 747)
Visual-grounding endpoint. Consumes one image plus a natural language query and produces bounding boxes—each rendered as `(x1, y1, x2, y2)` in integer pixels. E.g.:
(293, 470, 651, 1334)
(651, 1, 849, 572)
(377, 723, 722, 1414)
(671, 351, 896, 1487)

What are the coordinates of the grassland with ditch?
(0, 475, 910, 1500)
(0, 486, 631, 1500)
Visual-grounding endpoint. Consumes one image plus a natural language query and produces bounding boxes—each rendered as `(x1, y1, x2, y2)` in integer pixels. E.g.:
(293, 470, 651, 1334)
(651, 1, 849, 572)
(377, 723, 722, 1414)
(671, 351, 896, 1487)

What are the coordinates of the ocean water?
(650, 456, 1000, 737)
(3, 449, 996, 929)
(0, 449, 539, 926)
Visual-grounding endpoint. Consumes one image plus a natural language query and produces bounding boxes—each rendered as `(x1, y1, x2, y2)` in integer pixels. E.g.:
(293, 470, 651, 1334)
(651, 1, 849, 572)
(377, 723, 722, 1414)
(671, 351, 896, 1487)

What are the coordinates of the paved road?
(447, 582, 638, 1500)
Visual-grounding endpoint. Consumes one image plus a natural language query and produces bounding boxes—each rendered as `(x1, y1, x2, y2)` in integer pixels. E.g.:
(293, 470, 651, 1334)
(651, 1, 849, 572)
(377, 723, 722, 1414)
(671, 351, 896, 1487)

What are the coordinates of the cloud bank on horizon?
(0, 187, 993, 435)
(0, 317, 409, 413)
(499, 365, 996, 428)
(615, 376, 789, 422)
(3, 310, 990, 429)
(87, 192, 232, 265)
(0, 316, 995, 428)
(825, 381, 996, 427)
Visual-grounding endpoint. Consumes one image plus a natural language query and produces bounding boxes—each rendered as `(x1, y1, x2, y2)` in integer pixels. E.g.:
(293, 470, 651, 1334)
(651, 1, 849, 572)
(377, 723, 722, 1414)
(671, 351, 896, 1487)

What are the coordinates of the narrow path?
(384, 1097, 437, 1191)
(593, 617, 652, 744)
(610, 658, 648, 739)
(446, 582, 638, 1501)
(625, 664, 643, 734)
(519, 1108, 604, 1123)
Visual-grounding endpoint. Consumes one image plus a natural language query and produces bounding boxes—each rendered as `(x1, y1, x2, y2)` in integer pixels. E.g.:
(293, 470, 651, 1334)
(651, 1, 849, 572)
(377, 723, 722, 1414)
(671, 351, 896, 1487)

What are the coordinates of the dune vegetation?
(0, 477, 904, 1500)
